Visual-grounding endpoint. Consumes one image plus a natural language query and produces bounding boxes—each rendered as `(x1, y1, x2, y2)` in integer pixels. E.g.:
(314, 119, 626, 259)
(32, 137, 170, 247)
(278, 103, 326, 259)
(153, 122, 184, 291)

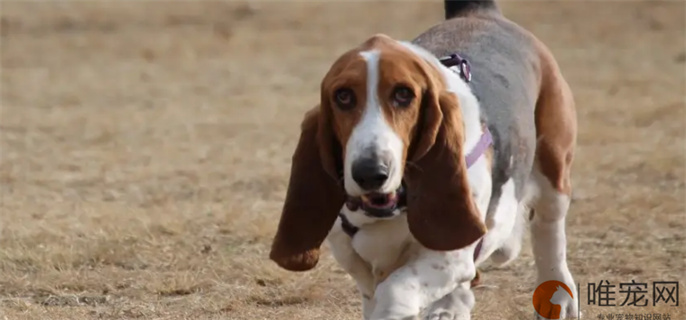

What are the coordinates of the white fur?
(343, 50, 404, 197)
(474, 178, 517, 266)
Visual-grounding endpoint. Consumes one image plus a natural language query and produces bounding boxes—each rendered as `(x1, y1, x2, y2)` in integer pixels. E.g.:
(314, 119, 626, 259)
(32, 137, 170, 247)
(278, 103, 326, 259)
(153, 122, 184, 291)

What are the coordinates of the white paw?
(425, 309, 470, 320)
(533, 299, 581, 319)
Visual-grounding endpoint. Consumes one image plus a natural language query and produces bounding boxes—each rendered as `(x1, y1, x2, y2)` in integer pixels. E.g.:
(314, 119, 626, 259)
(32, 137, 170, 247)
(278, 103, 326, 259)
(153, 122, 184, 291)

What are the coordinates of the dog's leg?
(369, 250, 476, 320)
(488, 201, 526, 266)
(423, 281, 473, 320)
(488, 174, 532, 266)
(530, 165, 578, 319)
(529, 45, 579, 319)
(471, 178, 523, 267)
(326, 218, 376, 319)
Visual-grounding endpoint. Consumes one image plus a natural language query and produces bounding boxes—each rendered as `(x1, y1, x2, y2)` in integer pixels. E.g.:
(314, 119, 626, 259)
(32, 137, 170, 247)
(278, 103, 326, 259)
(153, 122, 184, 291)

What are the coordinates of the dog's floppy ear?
(405, 90, 487, 251)
(269, 106, 345, 271)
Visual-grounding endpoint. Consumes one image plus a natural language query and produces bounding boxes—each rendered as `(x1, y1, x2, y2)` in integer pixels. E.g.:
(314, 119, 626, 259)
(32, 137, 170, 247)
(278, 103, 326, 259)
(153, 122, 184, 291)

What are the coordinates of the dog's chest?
(351, 216, 418, 274)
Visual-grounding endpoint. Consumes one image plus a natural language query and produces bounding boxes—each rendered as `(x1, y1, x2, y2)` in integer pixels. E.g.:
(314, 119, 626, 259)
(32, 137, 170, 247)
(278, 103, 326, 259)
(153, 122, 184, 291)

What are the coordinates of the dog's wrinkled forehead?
(322, 34, 429, 89)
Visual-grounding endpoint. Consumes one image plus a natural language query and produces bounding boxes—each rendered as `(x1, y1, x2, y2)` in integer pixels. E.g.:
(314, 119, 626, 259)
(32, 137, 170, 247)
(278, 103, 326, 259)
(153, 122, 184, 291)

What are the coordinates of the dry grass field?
(0, 1, 684, 319)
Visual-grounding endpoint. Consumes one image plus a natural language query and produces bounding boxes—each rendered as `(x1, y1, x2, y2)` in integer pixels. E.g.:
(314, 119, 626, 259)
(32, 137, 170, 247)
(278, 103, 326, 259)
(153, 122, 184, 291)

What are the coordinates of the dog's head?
(269, 34, 487, 271)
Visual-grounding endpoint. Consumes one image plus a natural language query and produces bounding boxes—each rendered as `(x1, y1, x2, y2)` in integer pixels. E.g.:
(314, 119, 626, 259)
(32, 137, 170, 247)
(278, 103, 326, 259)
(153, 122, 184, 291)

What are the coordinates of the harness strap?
(439, 53, 472, 83)
(465, 126, 493, 168)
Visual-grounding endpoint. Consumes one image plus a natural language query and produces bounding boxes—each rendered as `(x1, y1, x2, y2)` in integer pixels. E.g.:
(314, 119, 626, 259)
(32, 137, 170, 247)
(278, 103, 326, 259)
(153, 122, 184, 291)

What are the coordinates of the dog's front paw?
(533, 299, 581, 319)
(424, 309, 470, 320)
(372, 316, 420, 320)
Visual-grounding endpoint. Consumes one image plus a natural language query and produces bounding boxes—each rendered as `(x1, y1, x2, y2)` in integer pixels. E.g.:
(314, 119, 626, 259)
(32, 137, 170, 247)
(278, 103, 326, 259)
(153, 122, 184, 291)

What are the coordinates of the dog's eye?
(334, 88, 356, 110)
(392, 86, 414, 108)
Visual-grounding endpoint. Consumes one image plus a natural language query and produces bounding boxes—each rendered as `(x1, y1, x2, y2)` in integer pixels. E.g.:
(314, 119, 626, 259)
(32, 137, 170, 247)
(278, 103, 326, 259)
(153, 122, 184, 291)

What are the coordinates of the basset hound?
(269, 1, 579, 319)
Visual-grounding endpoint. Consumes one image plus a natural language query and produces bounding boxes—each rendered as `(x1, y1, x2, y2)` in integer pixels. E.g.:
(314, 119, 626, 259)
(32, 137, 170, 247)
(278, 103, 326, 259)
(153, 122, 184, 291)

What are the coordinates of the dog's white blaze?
(344, 49, 404, 196)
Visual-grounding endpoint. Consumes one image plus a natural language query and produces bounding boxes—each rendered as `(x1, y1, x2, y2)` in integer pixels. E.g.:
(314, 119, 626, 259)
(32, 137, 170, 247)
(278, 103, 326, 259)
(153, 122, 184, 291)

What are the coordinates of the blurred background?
(0, 1, 684, 319)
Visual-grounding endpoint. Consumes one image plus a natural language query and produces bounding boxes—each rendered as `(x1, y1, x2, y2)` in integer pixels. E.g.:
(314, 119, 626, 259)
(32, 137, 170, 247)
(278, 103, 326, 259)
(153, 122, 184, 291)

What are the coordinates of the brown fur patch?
(533, 39, 577, 195)
(268, 107, 346, 271)
(404, 90, 487, 251)
(320, 50, 368, 154)
(470, 269, 482, 288)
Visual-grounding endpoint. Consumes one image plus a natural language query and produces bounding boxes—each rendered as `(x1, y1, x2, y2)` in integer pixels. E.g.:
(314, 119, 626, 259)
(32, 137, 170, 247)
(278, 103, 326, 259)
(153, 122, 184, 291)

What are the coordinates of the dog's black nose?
(352, 157, 389, 191)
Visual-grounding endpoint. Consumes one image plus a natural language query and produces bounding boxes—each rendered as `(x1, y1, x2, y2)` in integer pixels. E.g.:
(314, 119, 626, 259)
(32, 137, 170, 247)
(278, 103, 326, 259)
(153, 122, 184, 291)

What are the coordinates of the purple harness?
(439, 53, 492, 168)
(438, 53, 473, 83)
(465, 127, 493, 168)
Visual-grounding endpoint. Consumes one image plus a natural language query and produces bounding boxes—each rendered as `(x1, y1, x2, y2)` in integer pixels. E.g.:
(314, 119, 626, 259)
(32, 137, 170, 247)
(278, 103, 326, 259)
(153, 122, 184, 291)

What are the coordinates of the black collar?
(338, 212, 359, 237)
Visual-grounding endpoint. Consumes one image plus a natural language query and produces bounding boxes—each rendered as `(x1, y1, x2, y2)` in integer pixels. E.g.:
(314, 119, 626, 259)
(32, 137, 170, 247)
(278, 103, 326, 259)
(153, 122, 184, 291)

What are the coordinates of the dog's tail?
(444, 0, 498, 19)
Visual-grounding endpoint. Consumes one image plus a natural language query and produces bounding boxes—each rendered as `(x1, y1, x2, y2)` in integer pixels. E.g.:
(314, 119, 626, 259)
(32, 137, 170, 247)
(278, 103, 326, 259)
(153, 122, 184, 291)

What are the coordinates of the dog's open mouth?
(361, 192, 398, 210)
(345, 184, 406, 218)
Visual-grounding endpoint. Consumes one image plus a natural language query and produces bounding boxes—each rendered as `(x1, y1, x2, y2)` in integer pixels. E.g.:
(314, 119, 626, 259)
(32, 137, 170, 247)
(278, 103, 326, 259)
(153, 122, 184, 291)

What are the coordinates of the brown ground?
(1, 1, 684, 319)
